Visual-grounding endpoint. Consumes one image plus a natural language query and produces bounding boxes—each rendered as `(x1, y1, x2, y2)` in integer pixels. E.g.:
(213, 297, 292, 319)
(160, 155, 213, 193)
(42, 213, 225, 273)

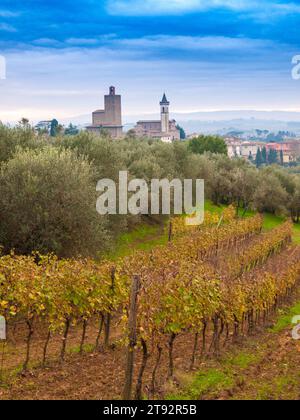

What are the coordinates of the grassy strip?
(166, 369, 235, 400)
(105, 223, 168, 260)
(165, 350, 262, 400)
(271, 300, 300, 333)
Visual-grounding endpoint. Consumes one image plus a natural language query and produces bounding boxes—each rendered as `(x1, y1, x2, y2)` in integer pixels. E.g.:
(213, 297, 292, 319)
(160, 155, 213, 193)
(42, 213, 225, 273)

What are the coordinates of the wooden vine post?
(168, 217, 173, 242)
(0, 315, 6, 382)
(104, 266, 116, 348)
(215, 213, 224, 259)
(123, 275, 141, 400)
(0, 341, 5, 383)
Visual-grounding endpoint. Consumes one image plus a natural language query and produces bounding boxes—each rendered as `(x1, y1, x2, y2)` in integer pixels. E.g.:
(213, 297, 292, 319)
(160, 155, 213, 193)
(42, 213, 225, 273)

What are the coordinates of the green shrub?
(0, 147, 110, 257)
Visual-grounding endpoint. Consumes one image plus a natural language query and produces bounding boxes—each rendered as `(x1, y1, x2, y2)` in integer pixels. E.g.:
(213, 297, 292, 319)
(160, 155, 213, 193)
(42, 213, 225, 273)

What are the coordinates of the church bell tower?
(160, 93, 170, 134)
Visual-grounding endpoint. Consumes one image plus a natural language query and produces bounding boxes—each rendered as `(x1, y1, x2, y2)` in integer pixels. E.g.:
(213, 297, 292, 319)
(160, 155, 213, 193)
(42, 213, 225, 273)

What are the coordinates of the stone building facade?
(134, 94, 180, 142)
(86, 86, 123, 138)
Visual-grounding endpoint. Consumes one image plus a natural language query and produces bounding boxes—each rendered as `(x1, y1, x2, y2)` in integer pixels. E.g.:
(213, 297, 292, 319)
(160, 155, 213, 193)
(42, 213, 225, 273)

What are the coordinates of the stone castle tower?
(86, 86, 123, 138)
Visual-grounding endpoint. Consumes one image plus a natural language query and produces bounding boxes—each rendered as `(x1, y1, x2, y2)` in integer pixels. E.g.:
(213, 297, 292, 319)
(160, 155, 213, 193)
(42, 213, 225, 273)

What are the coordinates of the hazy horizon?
(6, 109, 300, 127)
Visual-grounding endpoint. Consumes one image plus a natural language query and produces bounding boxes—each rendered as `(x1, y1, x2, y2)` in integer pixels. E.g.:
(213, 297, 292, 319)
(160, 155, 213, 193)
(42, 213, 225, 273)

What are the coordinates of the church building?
(134, 94, 180, 142)
(86, 86, 123, 138)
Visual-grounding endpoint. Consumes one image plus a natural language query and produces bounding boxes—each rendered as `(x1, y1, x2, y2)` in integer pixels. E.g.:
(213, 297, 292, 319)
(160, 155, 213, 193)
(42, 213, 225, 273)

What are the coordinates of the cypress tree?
(255, 148, 263, 167)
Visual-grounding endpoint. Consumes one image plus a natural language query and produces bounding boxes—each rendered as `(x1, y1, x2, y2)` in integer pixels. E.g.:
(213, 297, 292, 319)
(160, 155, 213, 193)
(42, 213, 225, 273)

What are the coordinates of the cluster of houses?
(225, 137, 300, 164)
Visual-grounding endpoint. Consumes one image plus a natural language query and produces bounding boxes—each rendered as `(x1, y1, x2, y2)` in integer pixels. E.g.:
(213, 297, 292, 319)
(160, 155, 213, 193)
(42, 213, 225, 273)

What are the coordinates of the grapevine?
(0, 215, 299, 401)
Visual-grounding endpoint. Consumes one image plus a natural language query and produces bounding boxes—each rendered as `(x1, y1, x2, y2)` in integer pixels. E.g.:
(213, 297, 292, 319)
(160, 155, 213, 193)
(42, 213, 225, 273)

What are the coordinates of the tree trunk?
(224, 323, 230, 346)
(80, 319, 88, 354)
(168, 333, 176, 378)
(218, 319, 224, 343)
(151, 345, 162, 397)
(210, 316, 220, 356)
(60, 318, 70, 362)
(135, 339, 148, 400)
(248, 310, 254, 335)
(104, 267, 116, 348)
(42, 330, 51, 367)
(233, 315, 239, 341)
(201, 321, 207, 357)
(95, 313, 105, 350)
(190, 333, 199, 370)
(23, 319, 34, 371)
(168, 219, 173, 242)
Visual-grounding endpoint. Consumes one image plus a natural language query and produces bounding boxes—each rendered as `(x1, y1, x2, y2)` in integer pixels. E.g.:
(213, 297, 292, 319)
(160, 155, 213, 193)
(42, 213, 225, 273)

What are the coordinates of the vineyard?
(0, 211, 300, 400)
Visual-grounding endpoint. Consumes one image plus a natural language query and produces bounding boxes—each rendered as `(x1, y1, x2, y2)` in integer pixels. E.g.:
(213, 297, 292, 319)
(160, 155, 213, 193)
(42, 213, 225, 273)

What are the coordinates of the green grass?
(105, 223, 168, 260)
(271, 300, 300, 333)
(262, 213, 285, 231)
(292, 222, 300, 244)
(260, 212, 300, 244)
(165, 349, 261, 400)
(166, 369, 234, 400)
(225, 351, 261, 369)
(204, 200, 227, 214)
(275, 375, 299, 395)
(68, 343, 95, 355)
(255, 375, 300, 400)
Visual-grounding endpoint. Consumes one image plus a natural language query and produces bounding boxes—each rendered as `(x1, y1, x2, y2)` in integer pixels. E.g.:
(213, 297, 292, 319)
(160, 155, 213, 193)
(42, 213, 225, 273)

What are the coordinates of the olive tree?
(253, 171, 289, 215)
(289, 176, 300, 223)
(0, 147, 109, 257)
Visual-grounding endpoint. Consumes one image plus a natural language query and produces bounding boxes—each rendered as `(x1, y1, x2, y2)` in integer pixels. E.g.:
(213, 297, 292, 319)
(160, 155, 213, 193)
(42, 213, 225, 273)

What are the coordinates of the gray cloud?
(106, 0, 300, 16)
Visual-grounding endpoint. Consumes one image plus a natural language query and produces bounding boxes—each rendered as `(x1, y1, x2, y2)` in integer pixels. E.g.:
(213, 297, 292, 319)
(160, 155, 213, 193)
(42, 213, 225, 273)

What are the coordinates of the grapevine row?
(171, 205, 237, 237)
(0, 215, 298, 401)
(218, 220, 292, 278)
(127, 244, 300, 397)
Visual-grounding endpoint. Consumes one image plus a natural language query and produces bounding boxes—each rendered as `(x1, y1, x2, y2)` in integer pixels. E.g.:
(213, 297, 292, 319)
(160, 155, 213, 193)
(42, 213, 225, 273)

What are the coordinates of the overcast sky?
(0, 0, 300, 122)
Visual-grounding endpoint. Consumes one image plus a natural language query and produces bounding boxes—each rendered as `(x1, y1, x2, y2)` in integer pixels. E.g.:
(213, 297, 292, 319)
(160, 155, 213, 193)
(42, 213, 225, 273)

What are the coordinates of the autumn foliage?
(0, 215, 299, 398)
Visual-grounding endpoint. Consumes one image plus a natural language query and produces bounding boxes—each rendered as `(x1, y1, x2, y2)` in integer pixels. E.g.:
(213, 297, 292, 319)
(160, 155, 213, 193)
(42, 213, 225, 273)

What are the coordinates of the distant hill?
(12, 110, 300, 136)
(125, 110, 300, 124)
(174, 119, 300, 136)
(62, 110, 300, 134)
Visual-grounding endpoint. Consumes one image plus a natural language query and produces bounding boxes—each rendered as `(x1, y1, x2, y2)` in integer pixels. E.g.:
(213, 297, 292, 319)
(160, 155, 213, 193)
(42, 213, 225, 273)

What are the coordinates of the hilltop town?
(31, 86, 300, 166)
